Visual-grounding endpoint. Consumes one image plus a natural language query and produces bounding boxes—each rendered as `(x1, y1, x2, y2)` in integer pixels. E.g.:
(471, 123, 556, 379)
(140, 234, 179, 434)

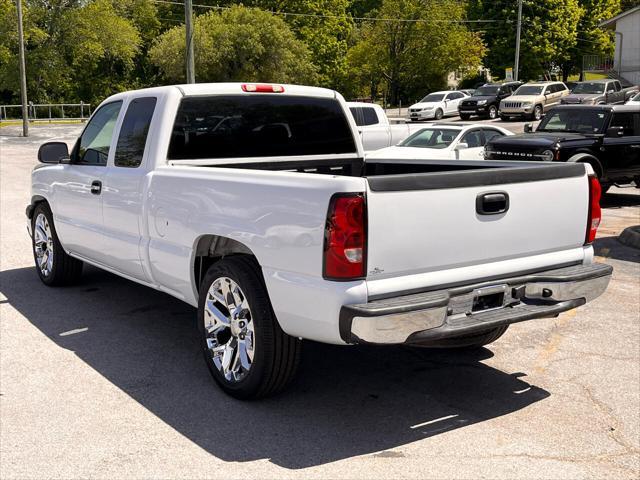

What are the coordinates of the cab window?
(114, 97, 157, 168)
(74, 101, 122, 166)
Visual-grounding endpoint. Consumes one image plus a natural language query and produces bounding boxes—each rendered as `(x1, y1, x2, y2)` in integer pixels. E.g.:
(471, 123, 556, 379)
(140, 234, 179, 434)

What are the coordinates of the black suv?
(458, 82, 522, 120)
(485, 105, 640, 191)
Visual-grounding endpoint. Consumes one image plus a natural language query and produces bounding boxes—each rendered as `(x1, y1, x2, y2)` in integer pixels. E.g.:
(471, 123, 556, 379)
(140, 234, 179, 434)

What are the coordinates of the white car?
(626, 91, 640, 104)
(367, 123, 513, 161)
(28, 82, 611, 399)
(408, 91, 469, 121)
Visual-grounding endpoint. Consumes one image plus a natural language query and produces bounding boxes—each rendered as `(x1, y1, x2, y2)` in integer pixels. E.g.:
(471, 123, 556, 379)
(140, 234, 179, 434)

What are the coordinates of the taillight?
(585, 175, 601, 244)
(323, 193, 366, 280)
(241, 83, 285, 93)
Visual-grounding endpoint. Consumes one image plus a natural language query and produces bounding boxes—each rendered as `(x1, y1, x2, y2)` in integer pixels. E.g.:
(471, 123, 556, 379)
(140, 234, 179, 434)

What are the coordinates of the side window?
(606, 83, 616, 93)
(610, 112, 640, 136)
(452, 92, 464, 99)
(361, 107, 379, 126)
(483, 128, 505, 144)
(614, 81, 621, 91)
(74, 101, 122, 166)
(114, 97, 157, 168)
(349, 107, 363, 127)
(461, 129, 483, 148)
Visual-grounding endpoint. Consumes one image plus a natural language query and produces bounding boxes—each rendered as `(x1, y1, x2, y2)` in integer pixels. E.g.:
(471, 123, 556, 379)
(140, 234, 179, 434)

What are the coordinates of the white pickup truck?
(29, 83, 612, 399)
(347, 102, 423, 152)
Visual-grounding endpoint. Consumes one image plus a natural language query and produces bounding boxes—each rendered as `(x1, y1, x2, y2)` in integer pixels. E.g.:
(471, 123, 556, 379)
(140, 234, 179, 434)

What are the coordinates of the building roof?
(599, 5, 640, 29)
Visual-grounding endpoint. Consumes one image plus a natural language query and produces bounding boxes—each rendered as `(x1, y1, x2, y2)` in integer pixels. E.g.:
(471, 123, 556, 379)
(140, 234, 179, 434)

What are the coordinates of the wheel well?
(27, 196, 49, 219)
(568, 153, 604, 179)
(192, 235, 256, 293)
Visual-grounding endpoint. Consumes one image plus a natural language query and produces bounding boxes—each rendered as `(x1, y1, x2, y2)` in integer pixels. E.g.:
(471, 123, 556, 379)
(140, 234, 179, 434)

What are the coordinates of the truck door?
(53, 101, 123, 263)
(602, 110, 640, 175)
(102, 96, 158, 281)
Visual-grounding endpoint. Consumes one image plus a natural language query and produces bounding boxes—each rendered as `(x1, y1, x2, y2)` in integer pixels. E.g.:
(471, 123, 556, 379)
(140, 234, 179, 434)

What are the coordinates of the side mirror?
(38, 142, 70, 164)
(606, 126, 624, 138)
(455, 142, 468, 150)
(524, 123, 533, 133)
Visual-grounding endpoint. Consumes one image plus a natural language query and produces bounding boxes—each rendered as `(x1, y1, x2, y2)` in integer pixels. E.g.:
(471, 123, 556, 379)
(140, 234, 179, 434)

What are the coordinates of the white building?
(600, 6, 640, 86)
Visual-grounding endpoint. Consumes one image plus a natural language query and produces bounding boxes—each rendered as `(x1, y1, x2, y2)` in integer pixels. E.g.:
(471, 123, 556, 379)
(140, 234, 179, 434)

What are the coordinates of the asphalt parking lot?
(1, 124, 639, 479)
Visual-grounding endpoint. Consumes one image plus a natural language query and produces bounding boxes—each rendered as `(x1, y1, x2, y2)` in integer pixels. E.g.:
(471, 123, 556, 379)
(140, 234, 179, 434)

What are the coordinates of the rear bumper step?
(339, 263, 612, 345)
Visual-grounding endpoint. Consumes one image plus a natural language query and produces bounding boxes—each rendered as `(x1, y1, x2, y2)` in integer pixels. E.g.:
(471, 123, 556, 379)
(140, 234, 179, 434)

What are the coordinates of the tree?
(347, 0, 485, 104)
(565, 0, 620, 80)
(149, 5, 317, 84)
(468, 0, 582, 81)
(246, 1, 353, 89)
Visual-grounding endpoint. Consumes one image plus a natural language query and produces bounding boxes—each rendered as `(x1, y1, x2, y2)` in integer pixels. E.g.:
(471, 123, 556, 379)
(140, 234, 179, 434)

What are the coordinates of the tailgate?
(365, 163, 589, 281)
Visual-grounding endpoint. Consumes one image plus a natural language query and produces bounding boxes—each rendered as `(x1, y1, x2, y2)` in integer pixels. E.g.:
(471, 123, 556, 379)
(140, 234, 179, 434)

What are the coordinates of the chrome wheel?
(203, 277, 255, 383)
(34, 213, 54, 277)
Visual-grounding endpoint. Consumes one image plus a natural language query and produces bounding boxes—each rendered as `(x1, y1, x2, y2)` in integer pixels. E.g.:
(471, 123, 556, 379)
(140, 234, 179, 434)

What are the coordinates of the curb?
(619, 226, 640, 249)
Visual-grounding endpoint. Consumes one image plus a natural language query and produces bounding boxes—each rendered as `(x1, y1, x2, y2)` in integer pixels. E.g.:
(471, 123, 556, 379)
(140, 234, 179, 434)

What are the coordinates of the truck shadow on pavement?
(1, 265, 550, 469)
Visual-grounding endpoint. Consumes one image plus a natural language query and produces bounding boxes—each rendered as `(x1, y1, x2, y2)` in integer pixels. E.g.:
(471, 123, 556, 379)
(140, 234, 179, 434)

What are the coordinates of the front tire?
(198, 256, 301, 399)
(500, 114, 510, 121)
(532, 105, 543, 121)
(459, 113, 471, 121)
(487, 105, 498, 119)
(435, 108, 444, 120)
(31, 203, 83, 286)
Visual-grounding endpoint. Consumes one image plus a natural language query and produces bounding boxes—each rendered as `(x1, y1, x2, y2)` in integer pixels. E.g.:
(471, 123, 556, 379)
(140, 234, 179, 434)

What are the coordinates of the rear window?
(168, 95, 356, 159)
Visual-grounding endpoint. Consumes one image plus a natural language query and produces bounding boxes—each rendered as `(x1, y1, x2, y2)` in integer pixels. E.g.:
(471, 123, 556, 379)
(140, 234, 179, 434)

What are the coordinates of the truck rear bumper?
(339, 263, 612, 345)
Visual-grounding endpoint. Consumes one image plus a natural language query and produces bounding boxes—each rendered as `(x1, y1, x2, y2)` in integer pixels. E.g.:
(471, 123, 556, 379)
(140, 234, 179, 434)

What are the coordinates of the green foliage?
(149, 6, 317, 84)
(468, 0, 621, 81)
(246, 1, 353, 89)
(347, 0, 485, 104)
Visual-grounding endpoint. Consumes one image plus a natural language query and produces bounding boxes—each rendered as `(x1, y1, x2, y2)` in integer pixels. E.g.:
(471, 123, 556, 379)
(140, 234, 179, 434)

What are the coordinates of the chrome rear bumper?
(339, 263, 612, 345)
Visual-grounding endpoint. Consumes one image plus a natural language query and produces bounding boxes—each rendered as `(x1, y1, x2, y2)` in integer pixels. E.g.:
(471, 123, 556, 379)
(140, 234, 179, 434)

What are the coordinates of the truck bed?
(186, 157, 584, 191)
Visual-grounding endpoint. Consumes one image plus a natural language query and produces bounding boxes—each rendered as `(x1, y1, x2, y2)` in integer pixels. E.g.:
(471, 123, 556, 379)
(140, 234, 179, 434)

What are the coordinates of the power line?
(150, 0, 505, 24)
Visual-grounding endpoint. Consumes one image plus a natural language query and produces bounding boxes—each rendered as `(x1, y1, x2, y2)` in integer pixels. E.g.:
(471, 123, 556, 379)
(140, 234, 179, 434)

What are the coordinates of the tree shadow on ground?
(1, 265, 550, 469)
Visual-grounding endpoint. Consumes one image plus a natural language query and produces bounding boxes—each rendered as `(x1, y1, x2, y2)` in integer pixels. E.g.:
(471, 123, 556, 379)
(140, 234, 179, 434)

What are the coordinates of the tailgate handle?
(476, 192, 509, 215)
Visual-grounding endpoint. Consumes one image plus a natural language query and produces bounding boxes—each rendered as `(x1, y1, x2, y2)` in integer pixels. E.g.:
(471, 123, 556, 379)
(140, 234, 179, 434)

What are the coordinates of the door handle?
(476, 191, 509, 215)
(91, 180, 102, 195)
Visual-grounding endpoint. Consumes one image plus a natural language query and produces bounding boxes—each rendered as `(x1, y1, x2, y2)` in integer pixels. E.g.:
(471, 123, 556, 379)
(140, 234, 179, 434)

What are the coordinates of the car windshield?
(572, 83, 605, 94)
(399, 128, 460, 149)
(629, 92, 640, 102)
(419, 94, 445, 102)
(537, 109, 608, 134)
(515, 85, 544, 95)
(474, 86, 499, 96)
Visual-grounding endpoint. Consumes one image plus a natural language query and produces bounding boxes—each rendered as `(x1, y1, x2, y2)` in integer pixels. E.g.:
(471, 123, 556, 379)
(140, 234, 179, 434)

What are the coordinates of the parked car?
(560, 79, 638, 105)
(28, 82, 611, 399)
(486, 104, 640, 191)
(458, 81, 522, 120)
(626, 91, 640, 104)
(500, 81, 570, 121)
(366, 123, 512, 161)
(347, 102, 423, 152)
(408, 90, 469, 121)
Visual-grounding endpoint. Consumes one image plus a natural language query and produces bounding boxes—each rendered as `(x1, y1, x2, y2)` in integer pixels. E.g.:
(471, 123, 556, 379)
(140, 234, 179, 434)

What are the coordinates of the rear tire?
(31, 203, 83, 286)
(427, 325, 509, 349)
(198, 256, 301, 399)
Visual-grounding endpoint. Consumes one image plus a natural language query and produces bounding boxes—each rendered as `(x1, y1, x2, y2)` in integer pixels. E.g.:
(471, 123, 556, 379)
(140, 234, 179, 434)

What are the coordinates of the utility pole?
(16, 0, 29, 137)
(514, 0, 523, 82)
(184, 0, 195, 83)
